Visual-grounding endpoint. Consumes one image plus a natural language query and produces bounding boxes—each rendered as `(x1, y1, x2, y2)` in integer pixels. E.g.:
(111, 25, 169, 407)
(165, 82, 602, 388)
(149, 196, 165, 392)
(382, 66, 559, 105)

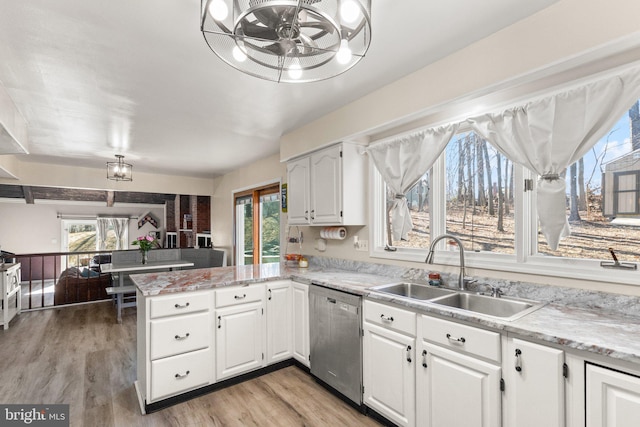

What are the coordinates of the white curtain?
(367, 124, 458, 244)
(110, 218, 129, 250)
(469, 66, 640, 250)
(96, 218, 110, 250)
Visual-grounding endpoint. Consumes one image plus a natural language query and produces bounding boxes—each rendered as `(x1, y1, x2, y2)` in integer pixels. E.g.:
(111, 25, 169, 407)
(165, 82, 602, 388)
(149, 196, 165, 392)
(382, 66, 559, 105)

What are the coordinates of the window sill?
(370, 246, 640, 287)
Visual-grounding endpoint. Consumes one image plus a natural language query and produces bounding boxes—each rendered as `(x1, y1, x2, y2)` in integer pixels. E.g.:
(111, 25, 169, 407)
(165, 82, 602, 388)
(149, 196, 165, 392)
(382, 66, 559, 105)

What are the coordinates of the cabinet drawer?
(150, 291, 211, 319)
(150, 312, 211, 360)
(420, 315, 501, 363)
(364, 299, 416, 336)
(150, 347, 213, 402)
(216, 284, 264, 308)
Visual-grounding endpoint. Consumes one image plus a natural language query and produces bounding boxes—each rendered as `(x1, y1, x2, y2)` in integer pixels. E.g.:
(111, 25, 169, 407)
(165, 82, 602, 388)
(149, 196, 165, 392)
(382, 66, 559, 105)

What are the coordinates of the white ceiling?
(0, 0, 559, 179)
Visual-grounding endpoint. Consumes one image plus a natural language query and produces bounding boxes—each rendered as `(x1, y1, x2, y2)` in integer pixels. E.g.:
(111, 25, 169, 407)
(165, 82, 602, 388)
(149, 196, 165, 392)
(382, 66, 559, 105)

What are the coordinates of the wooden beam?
(22, 186, 34, 204)
(106, 191, 115, 207)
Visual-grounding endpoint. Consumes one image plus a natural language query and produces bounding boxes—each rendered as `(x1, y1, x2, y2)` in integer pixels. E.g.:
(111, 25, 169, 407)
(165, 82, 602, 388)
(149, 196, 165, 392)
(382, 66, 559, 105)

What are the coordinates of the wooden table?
(102, 260, 194, 322)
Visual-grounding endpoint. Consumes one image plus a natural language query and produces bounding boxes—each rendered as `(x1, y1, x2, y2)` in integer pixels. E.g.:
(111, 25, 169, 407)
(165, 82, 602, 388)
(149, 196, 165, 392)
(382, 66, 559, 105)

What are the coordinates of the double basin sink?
(369, 282, 545, 321)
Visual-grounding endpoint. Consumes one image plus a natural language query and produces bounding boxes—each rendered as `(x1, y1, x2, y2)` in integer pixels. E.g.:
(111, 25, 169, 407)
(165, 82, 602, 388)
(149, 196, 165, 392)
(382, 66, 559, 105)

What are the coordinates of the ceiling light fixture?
(106, 155, 133, 182)
(200, 0, 372, 83)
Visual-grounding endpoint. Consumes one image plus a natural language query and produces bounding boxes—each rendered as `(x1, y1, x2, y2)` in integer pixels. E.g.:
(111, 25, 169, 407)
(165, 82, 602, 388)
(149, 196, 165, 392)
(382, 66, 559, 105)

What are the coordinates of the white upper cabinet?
(286, 142, 366, 226)
(286, 156, 311, 224)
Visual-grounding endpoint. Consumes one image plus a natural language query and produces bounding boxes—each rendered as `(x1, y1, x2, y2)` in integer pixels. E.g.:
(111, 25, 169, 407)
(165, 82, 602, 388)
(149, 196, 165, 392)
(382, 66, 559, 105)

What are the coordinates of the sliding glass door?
(234, 184, 281, 265)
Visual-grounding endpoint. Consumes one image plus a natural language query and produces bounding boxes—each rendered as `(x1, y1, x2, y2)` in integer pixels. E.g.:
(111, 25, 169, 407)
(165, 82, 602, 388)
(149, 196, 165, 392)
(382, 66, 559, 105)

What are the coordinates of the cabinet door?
(266, 281, 292, 364)
(216, 301, 264, 380)
(504, 337, 565, 427)
(292, 282, 310, 366)
(286, 156, 311, 225)
(418, 342, 501, 427)
(310, 145, 342, 224)
(586, 363, 640, 427)
(363, 322, 415, 427)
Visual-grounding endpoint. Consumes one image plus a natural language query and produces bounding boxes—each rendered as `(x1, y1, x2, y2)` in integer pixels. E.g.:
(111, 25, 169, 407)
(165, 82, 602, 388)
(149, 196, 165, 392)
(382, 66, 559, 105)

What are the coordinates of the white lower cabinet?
(150, 347, 214, 402)
(418, 342, 501, 427)
(137, 289, 216, 407)
(503, 336, 566, 427)
(363, 322, 416, 427)
(586, 363, 640, 427)
(266, 280, 293, 364)
(417, 315, 501, 427)
(292, 281, 310, 366)
(216, 299, 265, 381)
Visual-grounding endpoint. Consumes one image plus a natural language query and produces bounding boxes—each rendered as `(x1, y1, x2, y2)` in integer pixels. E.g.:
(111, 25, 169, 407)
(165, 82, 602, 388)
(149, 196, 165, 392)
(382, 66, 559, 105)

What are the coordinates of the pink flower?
(145, 235, 154, 242)
(137, 236, 145, 241)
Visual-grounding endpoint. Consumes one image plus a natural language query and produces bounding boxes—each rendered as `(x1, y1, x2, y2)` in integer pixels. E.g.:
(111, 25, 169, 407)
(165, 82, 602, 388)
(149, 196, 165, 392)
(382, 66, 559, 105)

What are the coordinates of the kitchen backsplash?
(307, 256, 640, 319)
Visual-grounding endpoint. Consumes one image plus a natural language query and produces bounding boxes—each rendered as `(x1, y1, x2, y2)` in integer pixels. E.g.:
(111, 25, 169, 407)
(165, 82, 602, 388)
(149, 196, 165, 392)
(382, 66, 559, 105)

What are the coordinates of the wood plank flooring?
(0, 302, 381, 427)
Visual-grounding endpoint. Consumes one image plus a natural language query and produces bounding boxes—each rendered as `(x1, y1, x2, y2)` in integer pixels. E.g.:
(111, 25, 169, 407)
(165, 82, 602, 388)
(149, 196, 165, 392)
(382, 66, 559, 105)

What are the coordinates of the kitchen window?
(234, 183, 281, 265)
(371, 97, 640, 285)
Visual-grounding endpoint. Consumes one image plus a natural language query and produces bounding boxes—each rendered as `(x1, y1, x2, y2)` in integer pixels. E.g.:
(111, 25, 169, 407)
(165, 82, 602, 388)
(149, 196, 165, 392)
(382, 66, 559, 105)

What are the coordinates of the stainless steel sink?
(370, 282, 456, 300)
(430, 292, 545, 321)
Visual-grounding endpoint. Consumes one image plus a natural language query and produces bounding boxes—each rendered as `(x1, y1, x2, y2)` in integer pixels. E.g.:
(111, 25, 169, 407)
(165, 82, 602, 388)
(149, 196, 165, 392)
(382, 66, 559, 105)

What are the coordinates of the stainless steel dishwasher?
(309, 283, 362, 406)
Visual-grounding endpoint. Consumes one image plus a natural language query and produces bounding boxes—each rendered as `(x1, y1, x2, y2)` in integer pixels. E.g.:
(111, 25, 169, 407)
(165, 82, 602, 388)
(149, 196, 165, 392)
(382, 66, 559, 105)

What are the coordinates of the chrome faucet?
(425, 234, 467, 290)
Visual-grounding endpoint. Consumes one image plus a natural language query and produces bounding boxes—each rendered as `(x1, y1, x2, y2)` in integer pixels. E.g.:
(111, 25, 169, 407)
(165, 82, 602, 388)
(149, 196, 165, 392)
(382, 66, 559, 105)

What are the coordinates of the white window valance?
(367, 124, 459, 245)
(468, 66, 640, 249)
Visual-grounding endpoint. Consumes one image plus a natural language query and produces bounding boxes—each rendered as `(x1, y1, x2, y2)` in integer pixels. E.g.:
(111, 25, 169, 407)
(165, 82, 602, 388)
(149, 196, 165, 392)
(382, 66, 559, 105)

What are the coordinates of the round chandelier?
(200, 0, 372, 83)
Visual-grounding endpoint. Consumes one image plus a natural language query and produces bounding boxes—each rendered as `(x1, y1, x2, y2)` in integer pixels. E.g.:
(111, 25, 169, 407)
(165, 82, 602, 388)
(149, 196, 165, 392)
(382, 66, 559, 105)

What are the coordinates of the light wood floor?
(0, 302, 381, 427)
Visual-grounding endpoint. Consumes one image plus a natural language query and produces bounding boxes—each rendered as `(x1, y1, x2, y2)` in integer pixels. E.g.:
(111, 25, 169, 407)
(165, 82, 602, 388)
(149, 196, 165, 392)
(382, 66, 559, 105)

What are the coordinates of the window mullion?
(431, 154, 447, 244)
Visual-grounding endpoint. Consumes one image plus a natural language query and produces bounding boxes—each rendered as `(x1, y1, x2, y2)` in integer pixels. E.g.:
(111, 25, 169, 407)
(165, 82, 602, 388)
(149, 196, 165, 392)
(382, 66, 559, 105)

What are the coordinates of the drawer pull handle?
(380, 314, 394, 322)
(175, 302, 190, 309)
(515, 348, 522, 372)
(268, 289, 272, 300)
(406, 345, 412, 363)
(175, 370, 190, 379)
(234, 294, 246, 300)
(422, 350, 428, 368)
(174, 333, 190, 340)
(217, 315, 221, 329)
(446, 333, 466, 344)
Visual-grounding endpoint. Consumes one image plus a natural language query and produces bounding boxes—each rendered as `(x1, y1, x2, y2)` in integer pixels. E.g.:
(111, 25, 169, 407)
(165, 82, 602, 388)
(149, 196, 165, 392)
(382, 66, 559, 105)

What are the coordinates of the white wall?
(0, 200, 164, 254)
(280, 0, 640, 161)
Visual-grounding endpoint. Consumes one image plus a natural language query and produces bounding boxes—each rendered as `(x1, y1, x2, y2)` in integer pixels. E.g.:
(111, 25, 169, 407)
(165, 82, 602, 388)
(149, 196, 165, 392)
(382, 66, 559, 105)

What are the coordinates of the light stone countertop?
(130, 262, 640, 366)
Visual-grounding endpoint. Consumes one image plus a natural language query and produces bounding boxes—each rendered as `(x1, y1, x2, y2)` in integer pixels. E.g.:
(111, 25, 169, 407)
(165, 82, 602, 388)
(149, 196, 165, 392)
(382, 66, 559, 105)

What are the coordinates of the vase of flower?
(132, 234, 158, 265)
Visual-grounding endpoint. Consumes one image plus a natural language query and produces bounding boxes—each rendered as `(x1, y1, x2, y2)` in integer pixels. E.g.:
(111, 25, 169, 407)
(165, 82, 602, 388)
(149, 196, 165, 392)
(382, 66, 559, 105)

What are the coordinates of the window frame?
(370, 136, 640, 287)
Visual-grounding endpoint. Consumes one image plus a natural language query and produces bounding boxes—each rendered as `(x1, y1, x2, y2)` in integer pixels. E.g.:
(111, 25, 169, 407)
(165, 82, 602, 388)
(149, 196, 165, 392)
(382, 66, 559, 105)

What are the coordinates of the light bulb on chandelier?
(336, 39, 352, 64)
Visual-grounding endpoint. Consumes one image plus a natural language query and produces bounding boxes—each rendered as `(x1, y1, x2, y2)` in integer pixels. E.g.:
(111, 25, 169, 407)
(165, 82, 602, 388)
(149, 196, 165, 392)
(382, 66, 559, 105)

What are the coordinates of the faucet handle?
(490, 286, 503, 298)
